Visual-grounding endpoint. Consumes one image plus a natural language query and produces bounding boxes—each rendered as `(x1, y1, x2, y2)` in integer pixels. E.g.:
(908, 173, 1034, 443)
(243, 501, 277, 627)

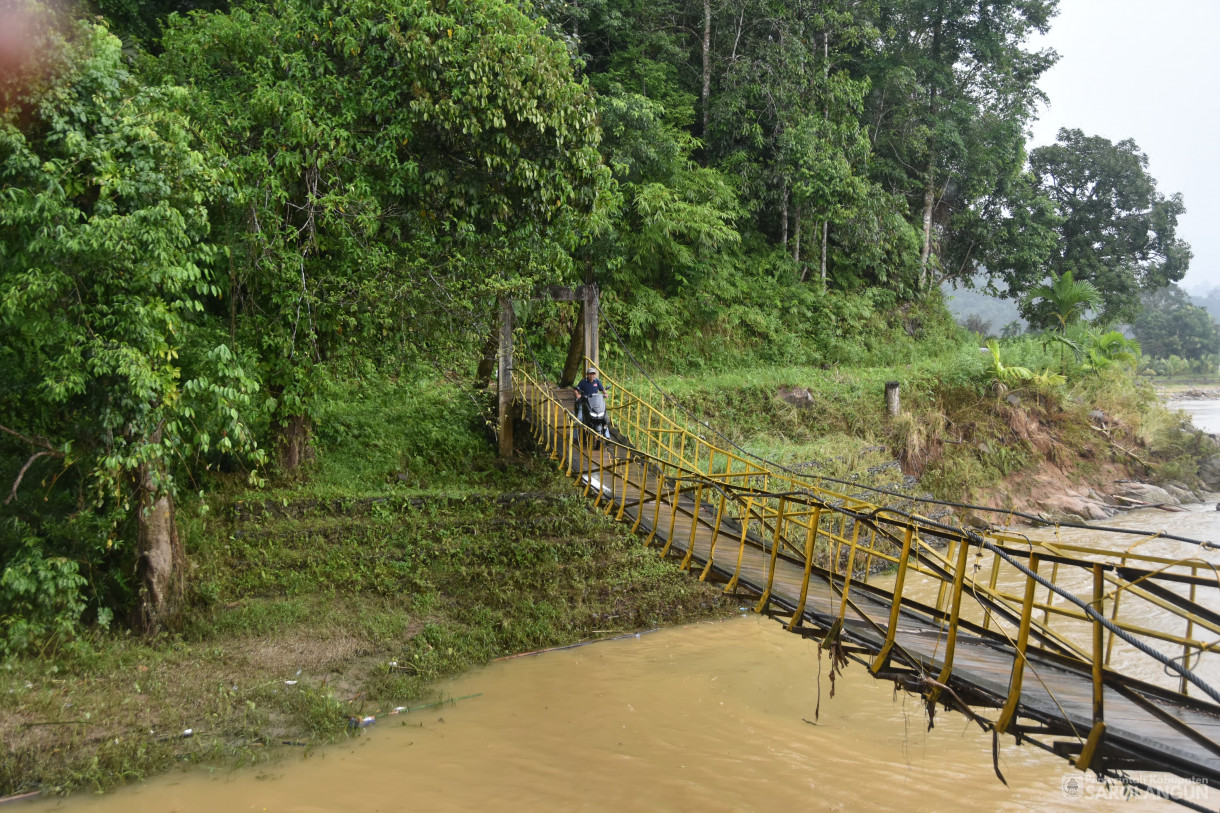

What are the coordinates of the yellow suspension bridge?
(498, 312, 1220, 808)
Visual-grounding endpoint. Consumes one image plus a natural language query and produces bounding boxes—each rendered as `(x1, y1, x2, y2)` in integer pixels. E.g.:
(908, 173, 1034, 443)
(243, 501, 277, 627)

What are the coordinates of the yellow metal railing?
(514, 358, 1220, 724)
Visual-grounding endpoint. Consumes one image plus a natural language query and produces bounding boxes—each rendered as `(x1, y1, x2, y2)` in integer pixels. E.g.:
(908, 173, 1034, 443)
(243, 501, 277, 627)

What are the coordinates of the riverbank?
(0, 422, 734, 800)
(15, 614, 1187, 813)
(636, 360, 1220, 527)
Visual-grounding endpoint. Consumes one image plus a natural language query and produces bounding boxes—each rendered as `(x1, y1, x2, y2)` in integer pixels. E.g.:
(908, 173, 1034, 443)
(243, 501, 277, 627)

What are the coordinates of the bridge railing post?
(1104, 554, 1127, 666)
(680, 484, 705, 570)
(725, 497, 755, 593)
(754, 497, 788, 614)
(497, 296, 514, 459)
(564, 407, 575, 477)
(788, 506, 822, 631)
(1074, 561, 1107, 772)
(835, 519, 863, 624)
(659, 477, 684, 558)
(997, 552, 1041, 734)
(927, 532, 972, 706)
(700, 492, 729, 582)
(630, 461, 649, 535)
(581, 428, 594, 499)
(1182, 566, 1199, 696)
(983, 547, 1002, 632)
(870, 525, 914, 674)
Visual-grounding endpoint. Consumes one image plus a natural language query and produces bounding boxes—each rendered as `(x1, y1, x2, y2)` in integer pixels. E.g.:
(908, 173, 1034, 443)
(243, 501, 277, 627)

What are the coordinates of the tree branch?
(0, 423, 55, 452)
(6, 451, 61, 505)
(0, 424, 65, 504)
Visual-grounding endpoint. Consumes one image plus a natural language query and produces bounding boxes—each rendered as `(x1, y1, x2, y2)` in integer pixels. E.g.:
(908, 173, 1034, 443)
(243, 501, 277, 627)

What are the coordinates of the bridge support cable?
(598, 314, 1219, 550)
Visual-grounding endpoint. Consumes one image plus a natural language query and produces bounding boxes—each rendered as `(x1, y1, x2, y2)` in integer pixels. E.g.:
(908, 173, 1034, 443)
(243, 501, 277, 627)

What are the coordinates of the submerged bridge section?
(507, 346, 1220, 809)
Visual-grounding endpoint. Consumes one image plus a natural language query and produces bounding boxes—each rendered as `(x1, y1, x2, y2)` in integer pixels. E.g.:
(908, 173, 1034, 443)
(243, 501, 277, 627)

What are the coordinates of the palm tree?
(1025, 270, 1102, 332)
(1086, 331, 1141, 371)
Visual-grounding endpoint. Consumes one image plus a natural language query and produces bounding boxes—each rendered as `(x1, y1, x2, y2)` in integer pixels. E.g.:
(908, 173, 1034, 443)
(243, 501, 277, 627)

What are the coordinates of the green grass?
(606, 335, 1216, 508)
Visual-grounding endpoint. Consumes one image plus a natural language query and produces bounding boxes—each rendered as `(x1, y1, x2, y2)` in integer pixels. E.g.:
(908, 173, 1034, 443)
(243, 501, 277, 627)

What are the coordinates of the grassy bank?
(620, 337, 1215, 514)
(0, 377, 732, 798)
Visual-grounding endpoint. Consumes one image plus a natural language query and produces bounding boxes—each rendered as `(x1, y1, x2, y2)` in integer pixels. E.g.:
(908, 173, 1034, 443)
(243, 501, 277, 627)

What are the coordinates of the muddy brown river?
(28, 506, 1220, 813)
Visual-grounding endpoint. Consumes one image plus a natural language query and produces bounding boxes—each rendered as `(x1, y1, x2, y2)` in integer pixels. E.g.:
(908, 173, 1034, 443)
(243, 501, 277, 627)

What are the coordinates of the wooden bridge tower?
(498, 284, 599, 458)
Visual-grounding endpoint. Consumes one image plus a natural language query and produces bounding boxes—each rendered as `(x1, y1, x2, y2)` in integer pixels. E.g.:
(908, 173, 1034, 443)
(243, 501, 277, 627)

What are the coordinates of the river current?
(26, 404, 1220, 813)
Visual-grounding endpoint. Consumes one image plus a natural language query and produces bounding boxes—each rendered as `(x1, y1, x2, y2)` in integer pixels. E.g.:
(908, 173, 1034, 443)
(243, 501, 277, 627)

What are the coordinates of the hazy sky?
(1027, 0, 1220, 293)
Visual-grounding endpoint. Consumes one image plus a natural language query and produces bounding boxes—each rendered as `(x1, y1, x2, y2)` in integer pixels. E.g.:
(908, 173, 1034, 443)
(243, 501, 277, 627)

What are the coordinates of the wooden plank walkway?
(520, 381, 1220, 793)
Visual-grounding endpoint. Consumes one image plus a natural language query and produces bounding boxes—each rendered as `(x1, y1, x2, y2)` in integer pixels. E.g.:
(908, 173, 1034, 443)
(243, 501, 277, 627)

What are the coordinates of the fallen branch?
(1106, 440, 1151, 470)
(0, 790, 43, 806)
(1113, 495, 1186, 512)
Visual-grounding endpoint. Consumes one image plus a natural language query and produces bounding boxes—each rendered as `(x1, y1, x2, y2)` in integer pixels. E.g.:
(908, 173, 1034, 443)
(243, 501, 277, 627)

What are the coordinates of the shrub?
(0, 534, 94, 659)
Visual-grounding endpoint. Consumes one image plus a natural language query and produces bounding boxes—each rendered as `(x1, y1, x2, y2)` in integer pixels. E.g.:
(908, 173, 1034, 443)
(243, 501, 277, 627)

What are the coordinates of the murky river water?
(1174, 398, 1220, 435)
(24, 615, 1188, 813)
(30, 502, 1220, 813)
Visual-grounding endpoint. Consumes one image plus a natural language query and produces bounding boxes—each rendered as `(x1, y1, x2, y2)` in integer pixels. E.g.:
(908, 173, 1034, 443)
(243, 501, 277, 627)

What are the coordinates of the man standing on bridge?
(574, 367, 605, 423)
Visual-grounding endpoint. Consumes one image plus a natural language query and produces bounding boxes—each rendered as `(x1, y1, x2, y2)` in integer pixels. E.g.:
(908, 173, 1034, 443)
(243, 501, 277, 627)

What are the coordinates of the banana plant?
(983, 339, 1033, 388)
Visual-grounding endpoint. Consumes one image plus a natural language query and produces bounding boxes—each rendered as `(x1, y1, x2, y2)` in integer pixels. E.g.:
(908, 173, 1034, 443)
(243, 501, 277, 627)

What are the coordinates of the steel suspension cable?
(599, 314, 1219, 549)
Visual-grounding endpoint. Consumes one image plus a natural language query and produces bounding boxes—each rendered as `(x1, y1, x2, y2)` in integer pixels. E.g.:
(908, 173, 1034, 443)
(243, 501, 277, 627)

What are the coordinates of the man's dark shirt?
(576, 377, 605, 399)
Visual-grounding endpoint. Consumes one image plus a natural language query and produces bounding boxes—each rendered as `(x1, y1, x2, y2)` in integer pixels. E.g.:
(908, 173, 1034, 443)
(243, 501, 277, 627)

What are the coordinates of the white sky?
(1027, 0, 1220, 293)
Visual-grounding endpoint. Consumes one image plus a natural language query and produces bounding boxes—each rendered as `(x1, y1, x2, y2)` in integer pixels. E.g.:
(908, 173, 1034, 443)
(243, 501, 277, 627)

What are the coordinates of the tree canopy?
(154, 0, 609, 463)
(1023, 128, 1192, 323)
(0, 12, 262, 631)
(1133, 285, 1220, 361)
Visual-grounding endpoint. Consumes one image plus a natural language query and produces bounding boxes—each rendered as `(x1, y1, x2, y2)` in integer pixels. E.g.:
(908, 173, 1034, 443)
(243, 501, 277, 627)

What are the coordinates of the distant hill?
(941, 282, 1027, 337)
(1190, 288, 1220, 324)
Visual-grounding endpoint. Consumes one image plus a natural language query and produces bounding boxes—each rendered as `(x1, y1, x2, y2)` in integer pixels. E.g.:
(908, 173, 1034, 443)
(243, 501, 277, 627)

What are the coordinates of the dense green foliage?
(0, 15, 263, 648)
(152, 0, 607, 446)
(1021, 269, 1101, 331)
(1134, 285, 1220, 362)
(0, 0, 1201, 655)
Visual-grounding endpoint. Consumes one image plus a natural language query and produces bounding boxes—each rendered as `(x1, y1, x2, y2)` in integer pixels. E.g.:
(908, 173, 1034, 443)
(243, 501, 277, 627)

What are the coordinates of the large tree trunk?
(475, 325, 498, 386)
(559, 302, 586, 388)
(702, 0, 711, 138)
(819, 31, 829, 290)
(919, 19, 942, 292)
(919, 171, 935, 289)
(133, 439, 183, 634)
(780, 185, 789, 247)
(272, 412, 314, 473)
(820, 219, 828, 289)
(793, 203, 802, 274)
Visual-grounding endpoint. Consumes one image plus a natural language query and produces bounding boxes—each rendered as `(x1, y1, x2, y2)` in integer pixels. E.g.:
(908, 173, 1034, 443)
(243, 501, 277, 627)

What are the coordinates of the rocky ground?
(1163, 388, 1220, 401)
(1022, 478, 1215, 524)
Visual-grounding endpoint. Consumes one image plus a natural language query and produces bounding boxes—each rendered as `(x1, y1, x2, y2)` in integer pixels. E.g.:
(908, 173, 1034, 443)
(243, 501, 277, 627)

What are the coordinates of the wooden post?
(498, 296, 514, 458)
(582, 284, 599, 369)
(885, 381, 900, 418)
